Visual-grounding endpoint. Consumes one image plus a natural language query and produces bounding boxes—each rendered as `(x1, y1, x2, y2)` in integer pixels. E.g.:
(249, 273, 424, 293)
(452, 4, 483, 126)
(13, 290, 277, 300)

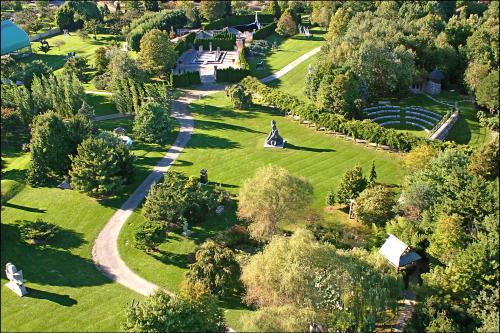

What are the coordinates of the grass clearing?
(118, 91, 405, 330)
(248, 28, 325, 79)
(1, 117, 178, 332)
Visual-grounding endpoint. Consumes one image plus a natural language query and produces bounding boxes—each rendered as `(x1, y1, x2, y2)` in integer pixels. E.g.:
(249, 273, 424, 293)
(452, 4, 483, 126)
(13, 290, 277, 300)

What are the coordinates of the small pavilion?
(1, 20, 32, 57)
(379, 234, 422, 271)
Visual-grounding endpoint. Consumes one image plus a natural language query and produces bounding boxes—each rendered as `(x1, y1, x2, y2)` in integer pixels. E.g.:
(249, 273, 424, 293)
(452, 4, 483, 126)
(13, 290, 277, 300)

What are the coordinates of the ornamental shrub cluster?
(127, 10, 187, 51)
(216, 68, 250, 83)
(170, 72, 201, 87)
(253, 22, 277, 40)
(239, 77, 452, 152)
(194, 31, 236, 51)
(19, 219, 60, 244)
(203, 14, 274, 30)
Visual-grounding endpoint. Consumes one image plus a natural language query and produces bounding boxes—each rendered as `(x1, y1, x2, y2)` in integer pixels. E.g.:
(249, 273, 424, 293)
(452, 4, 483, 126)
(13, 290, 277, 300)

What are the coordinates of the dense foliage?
(224, 84, 251, 109)
(184, 240, 241, 297)
(133, 101, 173, 145)
(70, 132, 135, 196)
(241, 229, 402, 331)
(253, 22, 278, 40)
(123, 290, 225, 332)
(19, 219, 60, 244)
(55, 0, 102, 30)
(170, 71, 201, 87)
(138, 29, 177, 76)
(194, 31, 236, 51)
(127, 10, 187, 51)
(237, 165, 313, 241)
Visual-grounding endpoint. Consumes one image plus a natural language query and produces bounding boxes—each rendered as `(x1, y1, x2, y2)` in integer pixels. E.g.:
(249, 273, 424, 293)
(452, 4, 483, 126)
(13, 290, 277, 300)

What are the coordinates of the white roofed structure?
(379, 234, 422, 270)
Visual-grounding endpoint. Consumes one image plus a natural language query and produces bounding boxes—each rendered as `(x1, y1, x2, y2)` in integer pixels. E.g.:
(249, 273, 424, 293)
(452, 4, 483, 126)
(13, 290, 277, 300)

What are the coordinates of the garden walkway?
(91, 49, 321, 329)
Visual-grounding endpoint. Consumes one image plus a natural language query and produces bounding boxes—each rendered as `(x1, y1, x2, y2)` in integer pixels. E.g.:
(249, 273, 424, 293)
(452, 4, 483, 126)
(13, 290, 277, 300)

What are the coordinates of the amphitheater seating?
(363, 104, 444, 132)
(373, 115, 400, 122)
(379, 121, 401, 126)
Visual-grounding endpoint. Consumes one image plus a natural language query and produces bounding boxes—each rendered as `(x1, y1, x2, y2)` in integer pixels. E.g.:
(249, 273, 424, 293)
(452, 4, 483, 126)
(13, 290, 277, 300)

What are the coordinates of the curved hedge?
(128, 10, 187, 51)
(239, 77, 451, 152)
(253, 22, 277, 40)
(203, 14, 274, 30)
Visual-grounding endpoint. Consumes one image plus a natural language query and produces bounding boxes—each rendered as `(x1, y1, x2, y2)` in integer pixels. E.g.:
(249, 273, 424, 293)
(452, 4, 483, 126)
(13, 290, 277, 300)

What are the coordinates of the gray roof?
(428, 69, 444, 81)
(379, 234, 422, 268)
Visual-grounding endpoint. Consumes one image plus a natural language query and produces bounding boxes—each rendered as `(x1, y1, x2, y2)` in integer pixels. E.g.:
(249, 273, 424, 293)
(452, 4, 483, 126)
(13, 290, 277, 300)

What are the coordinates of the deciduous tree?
(138, 29, 177, 77)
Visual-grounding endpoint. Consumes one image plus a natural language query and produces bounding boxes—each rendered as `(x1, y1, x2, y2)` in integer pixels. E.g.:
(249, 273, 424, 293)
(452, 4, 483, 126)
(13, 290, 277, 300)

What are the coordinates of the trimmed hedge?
(128, 10, 187, 51)
(239, 77, 451, 152)
(194, 31, 236, 51)
(216, 68, 251, 83)
(253, 22, 277, 40)
(170, 71, 201, 87)
(175, 31, 196, 54)
(203, 14, 274, 30)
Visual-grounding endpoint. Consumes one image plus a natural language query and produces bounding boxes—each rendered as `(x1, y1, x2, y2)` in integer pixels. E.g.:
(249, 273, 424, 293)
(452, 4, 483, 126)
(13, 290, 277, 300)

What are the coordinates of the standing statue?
(5, 263, 27, 297)
(200, 168, 208, 185)
(182, 221, 193, 237)
(265, 120, 285, 148)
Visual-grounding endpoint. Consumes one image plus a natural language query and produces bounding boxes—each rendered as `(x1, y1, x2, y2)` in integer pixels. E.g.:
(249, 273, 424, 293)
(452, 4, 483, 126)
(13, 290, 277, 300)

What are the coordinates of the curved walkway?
(92, 49, 322, 297)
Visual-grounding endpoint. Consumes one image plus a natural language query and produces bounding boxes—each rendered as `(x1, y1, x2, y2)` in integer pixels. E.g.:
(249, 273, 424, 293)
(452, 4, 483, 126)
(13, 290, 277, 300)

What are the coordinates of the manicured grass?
(268, 54, 319, 99)
(24, 34, 122, 72)
(446, 101, 490, 147)
(1, 118, 178, 332)
(118, 92, 405, 330)
(248, 28, 325, 79)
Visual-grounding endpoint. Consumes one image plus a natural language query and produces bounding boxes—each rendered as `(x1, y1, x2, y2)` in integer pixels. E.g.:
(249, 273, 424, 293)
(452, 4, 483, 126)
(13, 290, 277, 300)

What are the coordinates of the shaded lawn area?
(23, 34, 121, 72)
(1, 118, 178, 332)
(118, 92, 404, 331)
(86, 93, 117, 117)
(248, 28, 325, 79)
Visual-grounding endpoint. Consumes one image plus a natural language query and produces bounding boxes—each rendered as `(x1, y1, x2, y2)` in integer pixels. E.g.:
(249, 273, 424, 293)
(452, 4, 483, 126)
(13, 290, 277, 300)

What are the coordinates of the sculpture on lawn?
(5, 263, 27, 297)
(265, 120, 285, 148)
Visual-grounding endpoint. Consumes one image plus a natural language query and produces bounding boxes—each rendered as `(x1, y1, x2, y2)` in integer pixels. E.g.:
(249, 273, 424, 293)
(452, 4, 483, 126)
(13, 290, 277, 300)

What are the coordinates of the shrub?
(325, 190, 336, 206)
(216, 68, 250, 83)
(174, 31, 196, 54)
(225, 84, 252, 109)
(276, 10, 298, 37)
(91, 72, 111, 90)
(354, 185, 396, 226)
(19, 219, 59, 244)
(253, 22, 277, 40)
(170, 71, 201, 87)
(248, 40, 271, 56)
(184, 240, 241, 297)
(134, 219, 166, 251)
(133, 101, 173, 144)
(214, 225, 253, 248)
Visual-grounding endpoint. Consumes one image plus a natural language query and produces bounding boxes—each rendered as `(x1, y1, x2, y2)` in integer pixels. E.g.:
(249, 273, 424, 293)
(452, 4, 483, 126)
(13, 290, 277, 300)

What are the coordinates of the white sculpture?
(5, 263, 28, 297)
(209, 42, 212, 53)
(182, 221, 193, 237)
(308, 63, 313, 74)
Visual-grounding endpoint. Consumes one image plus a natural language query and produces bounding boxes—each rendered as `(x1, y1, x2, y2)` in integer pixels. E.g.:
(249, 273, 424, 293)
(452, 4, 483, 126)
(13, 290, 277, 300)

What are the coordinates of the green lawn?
(248, 28, 325, 79)
(118, 92, 405, 331)
(24, 33, 122, 72)
(268, 54, 319, 99)
(86, 93, 118, 117)
(1, 117, 178, 332)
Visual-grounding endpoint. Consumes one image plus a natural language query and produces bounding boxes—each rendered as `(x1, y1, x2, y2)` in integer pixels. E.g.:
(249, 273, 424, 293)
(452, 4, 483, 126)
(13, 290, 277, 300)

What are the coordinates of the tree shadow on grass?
(187, 133, 240, 149)
(286, 143, 336, 153)
(1, 223, 111, 288)
(191, 103, 257, 120)
(150, 249, 193, 269)
(25, 287, 78, 307)
(195, 119, 265, 134)
(3, 202, 46, 213)
(171, 159, 194, 167)
(1, 168, 28, 183)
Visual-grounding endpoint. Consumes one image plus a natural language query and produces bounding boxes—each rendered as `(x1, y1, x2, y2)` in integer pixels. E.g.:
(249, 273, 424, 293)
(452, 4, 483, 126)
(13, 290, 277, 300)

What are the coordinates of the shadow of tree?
(3, 203, 46, 213)
(187, 133, 240, 150)
(190, 102, 256, 120)
(25, 287, 78, 306)
(1, 168, 28, 183)
(1, 223, 111, 288)
(286, 143, 336, 153)
(150, 250, 193, 269)
(195, 119, 265, 134)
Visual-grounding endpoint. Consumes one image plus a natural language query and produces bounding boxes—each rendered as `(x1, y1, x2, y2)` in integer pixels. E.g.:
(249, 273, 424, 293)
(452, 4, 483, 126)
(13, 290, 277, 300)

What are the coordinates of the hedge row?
(253, 22, 277, 40)
(239, 77, 450, 152)
(216, 68, 251, 83)
(203, 14, 274, 30)
(128, 10, 187, 51)
(170, 71, 200, 87)
(175, 31, 196, 54)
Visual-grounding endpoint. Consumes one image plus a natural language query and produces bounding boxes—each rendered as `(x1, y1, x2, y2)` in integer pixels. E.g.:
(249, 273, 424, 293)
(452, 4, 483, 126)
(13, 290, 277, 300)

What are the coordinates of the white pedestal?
(6, 281, 27, 297)
(264, 140, 286, 149)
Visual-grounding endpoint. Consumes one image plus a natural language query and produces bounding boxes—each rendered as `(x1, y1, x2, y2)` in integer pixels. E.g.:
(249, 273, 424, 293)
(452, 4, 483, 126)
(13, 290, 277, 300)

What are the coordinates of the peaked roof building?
(379, 234, 422, 270)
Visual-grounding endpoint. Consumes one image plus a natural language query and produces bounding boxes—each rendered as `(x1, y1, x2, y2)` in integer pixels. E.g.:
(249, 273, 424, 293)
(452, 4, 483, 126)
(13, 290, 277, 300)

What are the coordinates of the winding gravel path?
(92, 48, 322, 297)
